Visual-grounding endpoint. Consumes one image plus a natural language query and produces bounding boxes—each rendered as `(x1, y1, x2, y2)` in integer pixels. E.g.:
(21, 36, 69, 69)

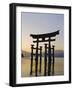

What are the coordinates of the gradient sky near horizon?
(21, 12, 64, 52)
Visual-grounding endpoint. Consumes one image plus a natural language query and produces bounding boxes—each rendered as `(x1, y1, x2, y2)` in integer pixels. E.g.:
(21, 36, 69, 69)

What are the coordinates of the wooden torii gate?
(30, 30, 59, 76)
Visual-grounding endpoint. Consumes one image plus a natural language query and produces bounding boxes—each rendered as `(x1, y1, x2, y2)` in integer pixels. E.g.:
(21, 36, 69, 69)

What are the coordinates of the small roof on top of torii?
(30, 30, 59, 39)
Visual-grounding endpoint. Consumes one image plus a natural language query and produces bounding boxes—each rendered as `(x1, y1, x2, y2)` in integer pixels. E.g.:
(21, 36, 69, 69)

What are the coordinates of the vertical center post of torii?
(48, 37, 51, 76)
(35, 38, 39, 76)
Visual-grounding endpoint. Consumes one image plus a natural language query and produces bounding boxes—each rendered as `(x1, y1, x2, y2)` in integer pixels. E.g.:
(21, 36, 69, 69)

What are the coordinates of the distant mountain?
(21, 50, 64, 58)
(54, 50, 64, 57)
(21, 50, 31, 57)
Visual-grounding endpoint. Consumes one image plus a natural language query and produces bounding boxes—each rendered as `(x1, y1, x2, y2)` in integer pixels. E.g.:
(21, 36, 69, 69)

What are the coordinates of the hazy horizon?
(22, 50, 64, 58)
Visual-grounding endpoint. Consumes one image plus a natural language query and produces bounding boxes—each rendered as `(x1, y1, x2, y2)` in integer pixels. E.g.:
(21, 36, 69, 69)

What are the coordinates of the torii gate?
(30, 30, 59, 76)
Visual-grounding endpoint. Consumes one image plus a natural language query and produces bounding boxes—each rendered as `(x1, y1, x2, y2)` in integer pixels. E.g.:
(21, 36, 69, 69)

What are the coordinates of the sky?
(21, 12, 64, 52)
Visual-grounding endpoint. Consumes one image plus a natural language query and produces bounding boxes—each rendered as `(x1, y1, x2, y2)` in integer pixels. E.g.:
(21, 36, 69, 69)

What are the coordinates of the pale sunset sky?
(21, 12, 64, 52)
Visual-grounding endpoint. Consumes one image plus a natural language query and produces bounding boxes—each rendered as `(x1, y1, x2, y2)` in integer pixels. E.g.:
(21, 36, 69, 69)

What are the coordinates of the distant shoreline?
(22, 50, 64, 58)
(22, 56, 64, 58)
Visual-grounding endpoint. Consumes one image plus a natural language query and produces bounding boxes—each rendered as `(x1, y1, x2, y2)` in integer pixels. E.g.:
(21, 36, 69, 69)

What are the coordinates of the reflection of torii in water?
(30, 30, 59, 76)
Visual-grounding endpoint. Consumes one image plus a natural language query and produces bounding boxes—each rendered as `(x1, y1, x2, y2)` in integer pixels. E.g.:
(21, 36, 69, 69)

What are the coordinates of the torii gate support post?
(35, 38, 39, 76)
(44, 44, 47, 76)
(48, 37, 52, 76)
(30, 45, 34, 75)
(52, 45, 55, 75)
(39, 46, 42, 74)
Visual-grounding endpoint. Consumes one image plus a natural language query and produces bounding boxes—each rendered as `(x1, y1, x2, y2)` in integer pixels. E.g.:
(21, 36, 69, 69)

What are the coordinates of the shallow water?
(21, 57, 64, 77)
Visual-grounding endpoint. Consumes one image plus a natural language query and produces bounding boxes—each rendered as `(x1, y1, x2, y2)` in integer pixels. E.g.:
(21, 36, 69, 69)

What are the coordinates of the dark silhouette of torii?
(30, 30, 59, 76)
